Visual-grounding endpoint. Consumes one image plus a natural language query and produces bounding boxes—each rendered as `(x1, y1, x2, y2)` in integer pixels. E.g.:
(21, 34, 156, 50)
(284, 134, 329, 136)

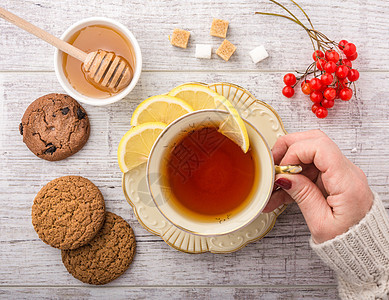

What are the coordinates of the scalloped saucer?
(122, 82, 287, 253)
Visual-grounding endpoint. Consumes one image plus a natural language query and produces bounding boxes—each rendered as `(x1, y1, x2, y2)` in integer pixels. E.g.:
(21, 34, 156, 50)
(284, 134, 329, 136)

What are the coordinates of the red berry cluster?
(282, 41, 359, 118)
(256, 1, 360, 119)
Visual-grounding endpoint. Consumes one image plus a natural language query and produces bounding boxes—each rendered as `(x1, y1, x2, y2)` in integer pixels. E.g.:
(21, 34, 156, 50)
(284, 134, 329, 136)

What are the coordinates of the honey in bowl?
(62, 25, 135, 98)
(163, 126, 258, 221)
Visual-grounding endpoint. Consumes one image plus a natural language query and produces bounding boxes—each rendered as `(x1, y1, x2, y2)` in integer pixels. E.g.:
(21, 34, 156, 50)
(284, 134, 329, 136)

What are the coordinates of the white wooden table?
(1, 0, 388, 298)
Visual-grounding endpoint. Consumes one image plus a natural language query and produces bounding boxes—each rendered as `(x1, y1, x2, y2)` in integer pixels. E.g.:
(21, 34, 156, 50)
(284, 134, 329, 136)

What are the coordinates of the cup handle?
(275, 165, 302, 174)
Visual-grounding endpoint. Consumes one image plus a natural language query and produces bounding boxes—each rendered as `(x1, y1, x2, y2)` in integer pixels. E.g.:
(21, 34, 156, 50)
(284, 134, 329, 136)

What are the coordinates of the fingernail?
(275, 178, 292, 190)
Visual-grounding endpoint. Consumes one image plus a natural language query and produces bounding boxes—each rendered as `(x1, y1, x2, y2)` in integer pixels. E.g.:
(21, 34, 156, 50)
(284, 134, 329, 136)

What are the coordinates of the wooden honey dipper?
(0, 7, 133, 92)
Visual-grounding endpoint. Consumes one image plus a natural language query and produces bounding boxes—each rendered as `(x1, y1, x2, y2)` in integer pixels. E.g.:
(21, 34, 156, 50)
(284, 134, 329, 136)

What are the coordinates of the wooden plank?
(0, 286, 338, 299)
(0, 0, 388, 71)
(0, 228, 336, 286)
(0, 71, 388, 287)
(0, 202, 330, 286)
(1, 71, 388, 198)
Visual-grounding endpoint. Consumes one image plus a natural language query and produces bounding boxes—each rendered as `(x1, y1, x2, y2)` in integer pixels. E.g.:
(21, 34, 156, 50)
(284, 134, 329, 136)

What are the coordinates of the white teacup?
(147, 110, 300, 236)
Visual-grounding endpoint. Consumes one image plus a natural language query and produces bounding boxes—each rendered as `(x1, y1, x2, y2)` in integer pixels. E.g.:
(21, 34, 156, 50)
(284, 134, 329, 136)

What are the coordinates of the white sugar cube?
(195, 44, 212, 59)
(249, 45, 269, 63)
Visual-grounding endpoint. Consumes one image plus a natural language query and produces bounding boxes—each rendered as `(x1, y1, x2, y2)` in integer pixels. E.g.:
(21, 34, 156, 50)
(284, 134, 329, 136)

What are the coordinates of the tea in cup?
(147, 109, 300, 236)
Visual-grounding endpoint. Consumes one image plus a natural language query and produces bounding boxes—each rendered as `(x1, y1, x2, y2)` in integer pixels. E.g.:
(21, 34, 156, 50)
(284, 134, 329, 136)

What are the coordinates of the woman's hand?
(263, 130, 374, 244)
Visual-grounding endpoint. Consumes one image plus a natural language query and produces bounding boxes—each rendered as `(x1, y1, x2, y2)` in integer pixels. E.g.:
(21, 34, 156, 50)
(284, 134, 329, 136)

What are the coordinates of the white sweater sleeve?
(310, 192, 389, 300)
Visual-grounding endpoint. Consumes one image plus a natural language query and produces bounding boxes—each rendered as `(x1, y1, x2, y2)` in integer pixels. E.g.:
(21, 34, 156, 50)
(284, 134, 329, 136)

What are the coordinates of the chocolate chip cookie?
(62, 212, 136, 285)
(20, 93, 90, 161)
(32, 176, 106, 250)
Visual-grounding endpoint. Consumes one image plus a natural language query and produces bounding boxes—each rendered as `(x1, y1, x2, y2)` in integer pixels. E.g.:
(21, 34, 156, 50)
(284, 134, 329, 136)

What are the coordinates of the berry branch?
(256, 0, 359, 119)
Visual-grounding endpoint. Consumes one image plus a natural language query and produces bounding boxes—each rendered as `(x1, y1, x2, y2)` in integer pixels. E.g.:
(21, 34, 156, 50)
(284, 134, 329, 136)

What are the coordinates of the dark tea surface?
(164, 127, 256, 219)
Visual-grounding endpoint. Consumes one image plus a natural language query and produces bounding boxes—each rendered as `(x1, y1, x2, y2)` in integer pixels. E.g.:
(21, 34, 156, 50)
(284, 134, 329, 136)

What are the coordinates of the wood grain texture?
(1, 0, 389, 299)
(0, 287, 338, 299)
(0, 0, 388, 71)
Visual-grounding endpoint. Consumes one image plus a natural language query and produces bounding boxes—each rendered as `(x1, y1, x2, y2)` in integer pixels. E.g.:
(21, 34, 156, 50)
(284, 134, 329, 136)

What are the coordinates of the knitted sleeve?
(310, 192, 389, 300)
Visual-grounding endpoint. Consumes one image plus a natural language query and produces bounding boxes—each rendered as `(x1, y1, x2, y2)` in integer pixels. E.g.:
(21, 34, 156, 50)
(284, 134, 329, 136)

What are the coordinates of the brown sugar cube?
(170, 28, 191, 48)
(216, 39, 236, 61)
(210, 18, 229, 38)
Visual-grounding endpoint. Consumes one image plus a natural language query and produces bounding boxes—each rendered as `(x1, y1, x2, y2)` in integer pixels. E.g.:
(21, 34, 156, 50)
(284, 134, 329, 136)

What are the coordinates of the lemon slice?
(168, 84, 219, 110)
(118, 122, 167, 173)
(214, 95, 249, 153)
(131, 95, 194, 126)
(169, 83, 249, 153)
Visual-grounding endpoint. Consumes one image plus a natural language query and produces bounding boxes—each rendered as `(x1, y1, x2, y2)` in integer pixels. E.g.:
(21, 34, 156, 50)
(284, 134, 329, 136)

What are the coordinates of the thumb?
(274, 174, 332, 232)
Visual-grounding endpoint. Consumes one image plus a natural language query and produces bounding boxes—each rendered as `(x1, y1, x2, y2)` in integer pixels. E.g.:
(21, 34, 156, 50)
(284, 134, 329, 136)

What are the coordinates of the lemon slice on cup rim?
(214, 95, 249, 153)
(130, 95, 194, 126)
(169, 83, 249, 153)
(118, 122, 167, 173)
